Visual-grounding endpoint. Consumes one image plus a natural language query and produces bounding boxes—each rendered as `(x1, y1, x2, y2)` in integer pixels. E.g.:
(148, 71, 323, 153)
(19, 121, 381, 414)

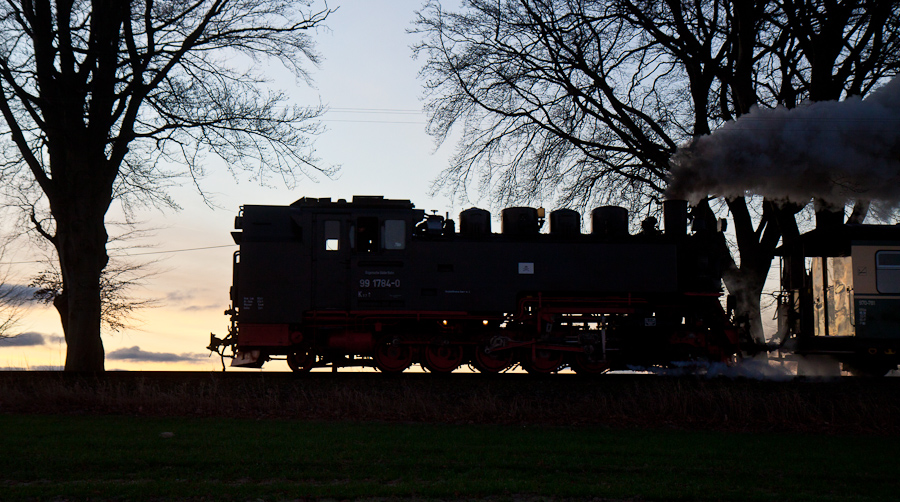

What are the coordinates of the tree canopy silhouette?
(0, 0, 334, 371)
(414, 0, 900, 343)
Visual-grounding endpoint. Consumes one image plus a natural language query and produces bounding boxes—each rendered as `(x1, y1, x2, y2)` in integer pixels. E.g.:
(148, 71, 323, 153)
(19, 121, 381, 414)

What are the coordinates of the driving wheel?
(472, 345, 513, 373)
(522, 348, 563, 374)
(423, 343, 464, 373)
(287, 348, 317, 373)
(373, 337, 413, 373)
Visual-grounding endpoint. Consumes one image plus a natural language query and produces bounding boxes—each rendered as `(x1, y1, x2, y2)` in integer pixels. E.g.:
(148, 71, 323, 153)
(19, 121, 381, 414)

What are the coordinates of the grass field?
(1, 413, 897, 501)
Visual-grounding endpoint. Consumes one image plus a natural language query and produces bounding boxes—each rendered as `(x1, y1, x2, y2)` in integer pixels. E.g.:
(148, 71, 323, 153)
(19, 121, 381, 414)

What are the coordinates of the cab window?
(324, 220, 340, 251)
(876, 251, 900, 293)
(356, 216, 379, 253)
(383, 220, 406, 250)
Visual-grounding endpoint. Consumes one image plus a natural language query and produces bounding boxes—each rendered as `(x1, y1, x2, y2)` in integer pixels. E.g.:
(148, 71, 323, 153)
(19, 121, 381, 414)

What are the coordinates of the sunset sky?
(0, 0, 461, 371)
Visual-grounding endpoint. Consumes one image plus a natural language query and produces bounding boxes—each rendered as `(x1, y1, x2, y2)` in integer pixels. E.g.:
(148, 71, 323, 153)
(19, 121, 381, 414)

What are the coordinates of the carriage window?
(383, 220, 406, 250)
(324, 220, 340, 251)
(876, 251, 900, 293)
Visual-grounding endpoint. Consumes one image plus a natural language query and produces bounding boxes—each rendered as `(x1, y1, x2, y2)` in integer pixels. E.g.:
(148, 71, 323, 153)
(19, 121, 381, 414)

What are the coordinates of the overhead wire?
(320, 106, 426, 124)
(0, 244, 237, 265)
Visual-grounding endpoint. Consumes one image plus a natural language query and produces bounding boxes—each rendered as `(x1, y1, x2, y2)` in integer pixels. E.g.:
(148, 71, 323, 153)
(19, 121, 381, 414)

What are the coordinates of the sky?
(0, 0, 462, 372)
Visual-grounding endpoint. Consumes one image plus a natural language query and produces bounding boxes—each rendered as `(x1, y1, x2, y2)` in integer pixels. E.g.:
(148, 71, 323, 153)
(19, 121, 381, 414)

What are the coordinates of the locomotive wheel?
(423, 344, 463, 373)
(472, 346, 513, 373)
(571, 353, 610, 374)
(287, 348, 316, 373)
(374, 337, 413, 373)
(522, 348, 564, 374)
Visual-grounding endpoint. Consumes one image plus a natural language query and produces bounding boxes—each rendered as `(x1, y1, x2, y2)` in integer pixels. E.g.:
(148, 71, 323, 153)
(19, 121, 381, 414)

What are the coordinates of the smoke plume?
(668, 77, 900, 206)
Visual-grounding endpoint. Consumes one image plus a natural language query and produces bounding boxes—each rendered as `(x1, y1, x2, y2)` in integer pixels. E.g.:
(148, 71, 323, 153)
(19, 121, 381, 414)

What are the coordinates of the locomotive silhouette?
(208, 196, 900, 375)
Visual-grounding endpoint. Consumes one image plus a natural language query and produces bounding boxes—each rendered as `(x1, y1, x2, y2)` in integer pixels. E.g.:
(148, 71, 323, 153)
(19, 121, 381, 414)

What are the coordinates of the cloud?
(165, 290, 197, 303)
(107, 346, 205, 363)
(182, 304, 222, 312)
(0, 332, 48, 347)
(0, 284, 41, 302)
(46, 334, 65, 344)
(166, 290, 221, 312)
(0, 365, 63, 371)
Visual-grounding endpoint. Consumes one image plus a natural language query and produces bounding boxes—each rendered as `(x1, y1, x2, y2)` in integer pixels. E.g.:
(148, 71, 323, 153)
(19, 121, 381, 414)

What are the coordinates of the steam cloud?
(668, 77, 900, 206)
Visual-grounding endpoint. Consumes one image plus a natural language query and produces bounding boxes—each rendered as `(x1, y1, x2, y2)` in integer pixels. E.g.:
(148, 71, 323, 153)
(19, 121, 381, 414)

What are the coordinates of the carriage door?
(312, 215, 350, 310)
(811, 256, 855, 337)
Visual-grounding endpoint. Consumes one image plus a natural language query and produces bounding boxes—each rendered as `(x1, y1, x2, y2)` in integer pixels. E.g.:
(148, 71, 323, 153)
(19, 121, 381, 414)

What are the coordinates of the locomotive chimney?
(663, 200, 688, 236)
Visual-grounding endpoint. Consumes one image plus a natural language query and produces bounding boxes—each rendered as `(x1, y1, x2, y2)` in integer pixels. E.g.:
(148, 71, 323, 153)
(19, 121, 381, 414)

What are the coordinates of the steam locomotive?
(208, 195, 742, 373)
(207, 195, 900, 375)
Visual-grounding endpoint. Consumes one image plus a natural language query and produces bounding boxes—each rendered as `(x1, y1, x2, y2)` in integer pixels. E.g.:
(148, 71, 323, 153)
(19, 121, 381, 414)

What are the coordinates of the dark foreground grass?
(1, 414, 897, 502)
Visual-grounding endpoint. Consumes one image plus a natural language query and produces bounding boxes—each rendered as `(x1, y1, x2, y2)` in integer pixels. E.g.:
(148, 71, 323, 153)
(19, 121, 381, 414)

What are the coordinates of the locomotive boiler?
(209, 195, 740, 373)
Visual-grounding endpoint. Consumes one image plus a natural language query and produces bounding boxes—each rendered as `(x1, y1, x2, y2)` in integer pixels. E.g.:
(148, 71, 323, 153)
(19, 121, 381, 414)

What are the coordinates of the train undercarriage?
(209, 294, 740, 374)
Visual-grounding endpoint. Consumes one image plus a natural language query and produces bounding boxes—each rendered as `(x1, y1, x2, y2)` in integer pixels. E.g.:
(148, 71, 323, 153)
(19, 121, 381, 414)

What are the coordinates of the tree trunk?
(52, 290, 68, 341)
(724, 197, 784, 346)
(56, 216, 108, 372)
(50, 169, 113, 372)
(847, 199, 869, 224)
(723, 263, 767, 346)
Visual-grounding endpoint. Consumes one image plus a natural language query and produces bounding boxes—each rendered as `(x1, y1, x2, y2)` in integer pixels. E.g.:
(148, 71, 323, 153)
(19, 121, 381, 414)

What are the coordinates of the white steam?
(628, 357, 796, 381)
(626, 355, 848, 380)
(668, 77, 900, 206)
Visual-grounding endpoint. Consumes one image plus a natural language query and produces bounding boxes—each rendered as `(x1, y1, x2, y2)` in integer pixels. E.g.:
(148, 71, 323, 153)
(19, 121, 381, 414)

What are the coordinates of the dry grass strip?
(0, 371, 897, 435)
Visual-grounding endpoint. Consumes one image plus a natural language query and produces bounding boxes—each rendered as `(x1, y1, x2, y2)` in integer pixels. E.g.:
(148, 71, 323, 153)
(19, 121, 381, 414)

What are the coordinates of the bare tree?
(30, 225, 161, 335)
(0, 241, 27, 339)
(711, 0, 900, 343)
(0, 1, 334, 371)
(414, 0, 693, 212)
(414, 0, 765, 334)
(30, 258, 159, 334)
(414, 0, 900, 344)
